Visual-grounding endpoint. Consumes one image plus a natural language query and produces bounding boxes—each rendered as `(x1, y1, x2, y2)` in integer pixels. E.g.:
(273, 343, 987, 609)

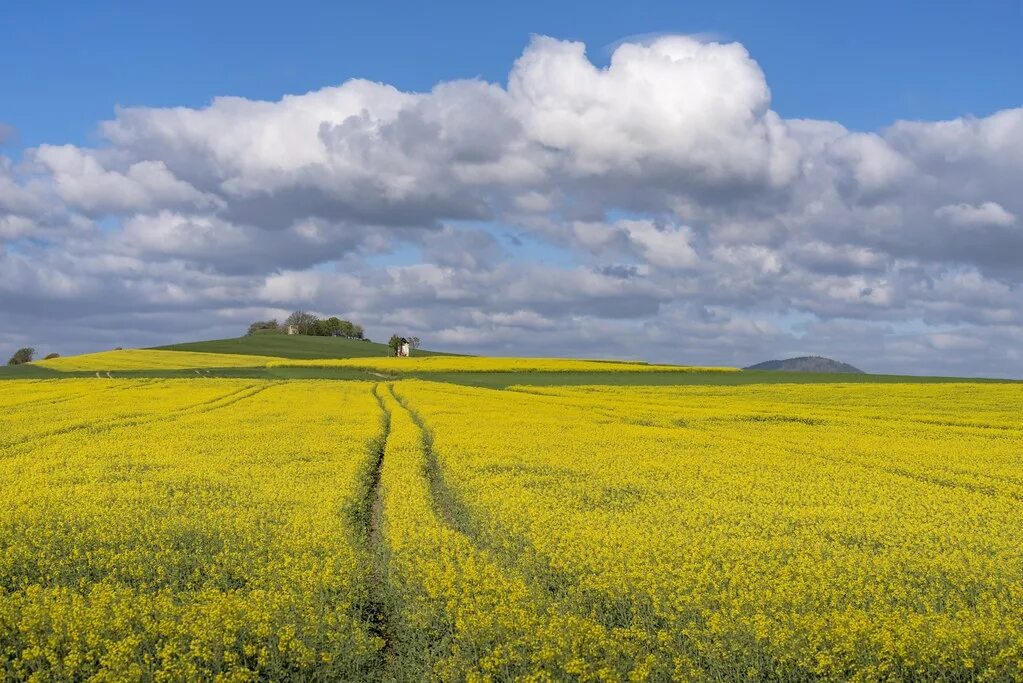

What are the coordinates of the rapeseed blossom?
(35, 349, 283, 371)
(269, 356, 738, 374)
(4, 376, 1022, 680)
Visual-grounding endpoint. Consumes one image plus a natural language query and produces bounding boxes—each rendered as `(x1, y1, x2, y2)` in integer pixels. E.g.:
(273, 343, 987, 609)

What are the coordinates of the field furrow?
(0, 380, 260, 450)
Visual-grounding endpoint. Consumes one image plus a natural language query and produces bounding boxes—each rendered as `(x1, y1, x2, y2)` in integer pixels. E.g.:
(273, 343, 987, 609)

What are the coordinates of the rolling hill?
(151, 334, 453, 360)
(744, 356, 864, 373)
(2, 338, 1012, 385)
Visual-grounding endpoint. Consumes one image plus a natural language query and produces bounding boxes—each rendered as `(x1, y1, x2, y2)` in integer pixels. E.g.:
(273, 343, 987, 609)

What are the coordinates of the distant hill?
(744, 356, 864, 374)
(151, 335, 454, 360)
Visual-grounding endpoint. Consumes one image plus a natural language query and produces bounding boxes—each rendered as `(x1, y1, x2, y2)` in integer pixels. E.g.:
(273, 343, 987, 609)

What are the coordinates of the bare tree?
(285, 310, 318, 335)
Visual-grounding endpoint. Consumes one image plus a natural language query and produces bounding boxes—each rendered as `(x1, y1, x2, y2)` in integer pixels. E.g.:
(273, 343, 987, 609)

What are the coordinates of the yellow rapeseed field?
(387, 380, 1023, 681)
(3, 376, 1022, 681)
(0, 379, 384, 680)
(268, 355, 738, 374)
(35, 349, 283, 371)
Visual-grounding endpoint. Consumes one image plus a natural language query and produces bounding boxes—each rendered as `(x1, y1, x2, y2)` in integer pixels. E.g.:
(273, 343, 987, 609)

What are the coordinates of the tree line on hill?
(247, 311, 366, 339)
(7, 348, 60, 366)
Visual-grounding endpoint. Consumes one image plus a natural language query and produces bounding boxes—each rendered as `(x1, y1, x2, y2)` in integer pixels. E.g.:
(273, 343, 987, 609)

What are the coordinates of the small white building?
(397, 339, 411, 357)
(285, 325, 298, 335)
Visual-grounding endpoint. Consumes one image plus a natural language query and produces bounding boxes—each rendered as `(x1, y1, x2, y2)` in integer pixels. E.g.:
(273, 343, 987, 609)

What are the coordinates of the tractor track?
(386, 383, 671, 634)
(356, 384, 393, 679)
(1, 383, 275, 456)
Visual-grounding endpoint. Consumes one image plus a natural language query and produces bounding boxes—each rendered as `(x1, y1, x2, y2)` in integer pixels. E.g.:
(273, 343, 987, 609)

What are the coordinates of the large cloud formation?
(2, 36, 1021, 376)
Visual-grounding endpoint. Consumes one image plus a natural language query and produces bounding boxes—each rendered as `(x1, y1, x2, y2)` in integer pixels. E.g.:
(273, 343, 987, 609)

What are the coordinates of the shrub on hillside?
(248, 319, 280, 335)
(7, 347, 34, 365)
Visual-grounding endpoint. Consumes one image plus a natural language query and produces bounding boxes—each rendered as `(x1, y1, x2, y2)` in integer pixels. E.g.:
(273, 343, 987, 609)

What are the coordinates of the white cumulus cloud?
(1, 35, 1022, 377)
(935, 201, 1016, 228)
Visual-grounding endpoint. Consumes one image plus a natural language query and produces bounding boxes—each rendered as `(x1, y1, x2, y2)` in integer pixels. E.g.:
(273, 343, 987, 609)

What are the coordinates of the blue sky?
(4, 0, 1022, 150)
(2, 1, 1022, 376)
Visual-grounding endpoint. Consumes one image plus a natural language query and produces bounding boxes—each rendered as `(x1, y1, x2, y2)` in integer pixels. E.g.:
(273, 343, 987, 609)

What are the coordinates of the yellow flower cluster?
(269, 356, 738, 374)
(390, 379, 1023, 681)
(0, 379, 384, 680)
(36, 349, 282, 371)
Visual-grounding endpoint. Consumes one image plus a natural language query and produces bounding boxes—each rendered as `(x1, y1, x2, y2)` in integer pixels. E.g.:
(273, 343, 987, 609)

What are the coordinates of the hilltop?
(744, 356, 864, 374)
(151, 334, 452, 360)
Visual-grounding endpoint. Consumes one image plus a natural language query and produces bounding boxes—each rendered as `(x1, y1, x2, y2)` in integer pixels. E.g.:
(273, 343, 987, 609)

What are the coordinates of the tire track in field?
(0, 379, 178, 415)
(0, 389, 97, 411)
(386, 384, 657, 634)
(381, 386, 682, 681)
(581, 387, 1023, 492)
(1, 383, 275, 456)
(0, 378, 146, 411)
(709, 427, 1023, 503)
(557, 390, 1023, 498)
(358, 384, 393, 676)
(767, 427, 1023, 492)
(387, 385, 474, 535)
(385, 386, 727, 674)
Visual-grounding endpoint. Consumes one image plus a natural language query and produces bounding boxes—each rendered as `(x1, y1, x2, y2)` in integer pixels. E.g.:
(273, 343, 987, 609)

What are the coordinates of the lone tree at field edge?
(7, 347, 34, 366)
(388, 335, 402, 356)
